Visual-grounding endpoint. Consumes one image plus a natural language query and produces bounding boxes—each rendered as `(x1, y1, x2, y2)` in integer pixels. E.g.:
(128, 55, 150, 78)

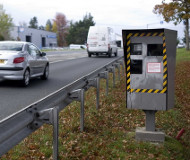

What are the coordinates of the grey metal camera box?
(122, 29, 177, 111)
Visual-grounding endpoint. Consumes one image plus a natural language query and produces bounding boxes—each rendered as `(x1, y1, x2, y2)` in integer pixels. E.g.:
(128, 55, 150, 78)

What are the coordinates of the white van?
(87, 26, 118, 57)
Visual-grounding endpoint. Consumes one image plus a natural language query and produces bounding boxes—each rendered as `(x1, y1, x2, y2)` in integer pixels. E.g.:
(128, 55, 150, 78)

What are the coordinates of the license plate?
(0, 59, 5, 64)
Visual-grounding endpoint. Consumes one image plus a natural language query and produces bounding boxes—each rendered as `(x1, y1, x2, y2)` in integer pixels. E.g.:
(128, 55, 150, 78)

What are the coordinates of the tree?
(39, 25, 45, 30)
(29, 16, 38, 29)
(153, 0, 190, 50)
(54, 13, 68, 46)
(0, 4, 13, 40)
(52, 20, 57, 33)
(66, 13, 95, 44)
(45, 19, 52, 31)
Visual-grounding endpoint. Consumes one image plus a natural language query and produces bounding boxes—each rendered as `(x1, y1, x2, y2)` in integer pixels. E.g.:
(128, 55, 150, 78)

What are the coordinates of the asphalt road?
(0, 50, 123, 122)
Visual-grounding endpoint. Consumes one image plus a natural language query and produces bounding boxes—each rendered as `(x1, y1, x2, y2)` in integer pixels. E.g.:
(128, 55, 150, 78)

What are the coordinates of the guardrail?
(0, 57, 124, 159)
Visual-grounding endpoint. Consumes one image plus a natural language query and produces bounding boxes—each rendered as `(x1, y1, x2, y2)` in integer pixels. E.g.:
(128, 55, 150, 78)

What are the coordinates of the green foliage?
(0, 4, 13, 40)
(45, 19, 52, 31)
(153, 0, 190, 50)
(28, 16, 38, 29)
(66, 13, 95, 45)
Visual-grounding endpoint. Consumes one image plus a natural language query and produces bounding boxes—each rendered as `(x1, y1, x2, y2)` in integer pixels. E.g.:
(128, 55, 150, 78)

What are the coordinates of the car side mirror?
(41, 52, 46, 56)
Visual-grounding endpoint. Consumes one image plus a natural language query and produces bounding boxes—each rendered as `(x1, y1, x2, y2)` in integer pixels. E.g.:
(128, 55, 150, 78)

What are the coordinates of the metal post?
(87, 78, 100, 110)
(99, 71, 109, 96)
(114, 63, 120, 80)
(96, 77, 100, 110)
(113, 67, 115, 87)
(106, 73, 108, 96)
(69, 89, 85, 132)
(119, 60, 125, 76)
(80, 89, 85, 132)
(108, 66, 115, 87)
(36, 106, 59, 160)
(52, 107, 59, 160)
(144, 110, 156, 132)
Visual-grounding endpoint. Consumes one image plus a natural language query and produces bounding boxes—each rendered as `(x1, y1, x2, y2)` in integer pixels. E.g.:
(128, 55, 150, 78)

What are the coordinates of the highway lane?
(0, 50, 123, 121)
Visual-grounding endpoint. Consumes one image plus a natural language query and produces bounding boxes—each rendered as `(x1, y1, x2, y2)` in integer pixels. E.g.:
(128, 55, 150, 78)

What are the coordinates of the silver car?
(0, 41, 49, 86)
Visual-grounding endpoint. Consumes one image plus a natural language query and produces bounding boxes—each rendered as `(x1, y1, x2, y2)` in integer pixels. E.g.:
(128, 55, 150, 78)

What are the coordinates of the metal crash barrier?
(0, 57, 124, 160)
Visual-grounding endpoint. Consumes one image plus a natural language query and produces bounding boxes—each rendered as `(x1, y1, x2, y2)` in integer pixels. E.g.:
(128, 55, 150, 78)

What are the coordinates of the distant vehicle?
(69, 44, 87, 49)
(0, 41, 49, 86)
(87, 26, 118, 57)
(177, 43, 185, 48)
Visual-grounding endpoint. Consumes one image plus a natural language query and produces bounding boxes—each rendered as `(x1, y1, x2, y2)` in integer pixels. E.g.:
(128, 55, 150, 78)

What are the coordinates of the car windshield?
(0, 43, 23, 51)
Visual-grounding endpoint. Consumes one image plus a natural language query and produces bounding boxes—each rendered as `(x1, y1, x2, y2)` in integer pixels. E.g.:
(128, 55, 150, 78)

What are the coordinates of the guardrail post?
(99, 71, 109, 96)
(69, 89, 85, 132)
(87, 78, 100, 109)
(118, 60, 125, 76)
(114, 63, 121, 81)
(36, 106, 59, 160)
(108, 66, 116, 87)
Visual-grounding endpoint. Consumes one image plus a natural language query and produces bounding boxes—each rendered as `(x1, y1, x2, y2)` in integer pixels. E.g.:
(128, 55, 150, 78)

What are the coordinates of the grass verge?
(1, 48, 190, 160)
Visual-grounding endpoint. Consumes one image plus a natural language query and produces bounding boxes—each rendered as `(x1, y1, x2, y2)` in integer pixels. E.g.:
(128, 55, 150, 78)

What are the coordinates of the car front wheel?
(41, 65, 49, 80)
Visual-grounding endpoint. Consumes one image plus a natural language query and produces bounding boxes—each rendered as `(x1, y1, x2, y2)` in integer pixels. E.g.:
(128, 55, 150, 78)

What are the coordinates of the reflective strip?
(163, 80, 167, 86)
(152, 32, 158, 36)
(127, 33, 133, 39)
(127, 46, 130, 52)
(140, 33, 145, 37)
(161, 87, 167, 93)
(127, 40, 130, 46)
(142, 89, 147, 93)
(127, 65, 130, 71)
(126, 32, 167, 94)
(148, 89, 153, 93)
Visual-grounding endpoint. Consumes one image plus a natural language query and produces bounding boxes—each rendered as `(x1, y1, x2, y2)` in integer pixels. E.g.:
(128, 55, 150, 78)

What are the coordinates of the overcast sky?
(1, 0, 184, 40)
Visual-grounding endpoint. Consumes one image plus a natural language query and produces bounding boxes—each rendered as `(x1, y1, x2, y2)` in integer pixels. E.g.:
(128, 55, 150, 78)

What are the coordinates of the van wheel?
(88, 53, 91, 57)
(114, 50, 118, 57)
(108, 50, 112, 58)
(21, 69, 30, 87)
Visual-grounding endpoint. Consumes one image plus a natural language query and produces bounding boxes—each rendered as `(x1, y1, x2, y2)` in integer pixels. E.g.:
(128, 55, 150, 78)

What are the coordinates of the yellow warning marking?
(163, 80, 167, 86)
(127, 65, 130, 71)
(142, 89, 147, 93)
(152, 32, 158, 36)
(127, 33, 133, 39)
(163, 61, 167, 66)
(127, 78, 130, 84)
(127, 59, 130, 65)
(126, 32, 167, 94)
(163, 74, 167, 80)
(159, 32, 164, 36)
(127, 85, 130, 90)
(134, 33, 139, 37)
(164, 67, 167, 73)
(148, 89, 153, 93)
(140, 33, 145, 37)
(127, 40, 130, 46)
(161, 87, 167, 93)
(127, 46, 130, 52)
(163, 55, 167, 60)
(154, 89, 159, 93)
(146, 33, 151, 36)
